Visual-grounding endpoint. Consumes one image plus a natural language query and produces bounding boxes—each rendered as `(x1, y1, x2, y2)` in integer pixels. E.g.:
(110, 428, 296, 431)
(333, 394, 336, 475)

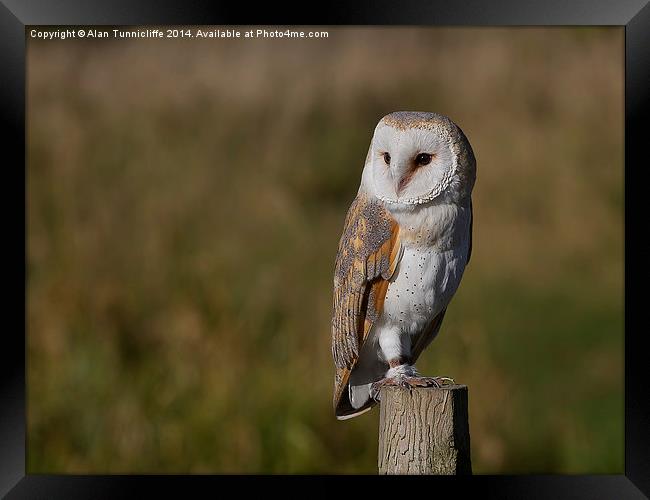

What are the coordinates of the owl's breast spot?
(383, 247, 443, 334)
(381, 214, 468, 341)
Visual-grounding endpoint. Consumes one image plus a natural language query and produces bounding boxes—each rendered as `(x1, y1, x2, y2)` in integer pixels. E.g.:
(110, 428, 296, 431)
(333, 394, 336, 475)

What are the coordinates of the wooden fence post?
(378, 384, 472, 475)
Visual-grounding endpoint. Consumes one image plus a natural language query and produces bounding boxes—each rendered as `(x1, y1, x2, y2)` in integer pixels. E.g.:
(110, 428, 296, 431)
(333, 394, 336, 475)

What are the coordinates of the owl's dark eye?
(383, 152, 391, 165)
(415, 153, 433, 166)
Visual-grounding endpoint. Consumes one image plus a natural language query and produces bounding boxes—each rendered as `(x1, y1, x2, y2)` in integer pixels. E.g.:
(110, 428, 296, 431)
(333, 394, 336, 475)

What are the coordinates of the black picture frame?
(2, 1, 648, 497)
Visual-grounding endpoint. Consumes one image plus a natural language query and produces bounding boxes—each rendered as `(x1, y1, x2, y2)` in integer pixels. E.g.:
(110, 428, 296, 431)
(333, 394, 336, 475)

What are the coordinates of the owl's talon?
(436, 376, 456, 385)
(371, 375, 456, 398)
(407, 376, 456, 387)
(371, 377, 397, 401)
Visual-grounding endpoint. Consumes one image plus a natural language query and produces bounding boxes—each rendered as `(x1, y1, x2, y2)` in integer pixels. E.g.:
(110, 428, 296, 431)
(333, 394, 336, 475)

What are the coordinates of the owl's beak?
(394, 163, 413, 195)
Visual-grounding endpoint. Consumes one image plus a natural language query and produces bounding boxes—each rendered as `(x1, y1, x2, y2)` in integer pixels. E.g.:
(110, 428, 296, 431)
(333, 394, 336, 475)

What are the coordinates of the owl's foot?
(406, 375, 456, 387)
(370, 375, 456, 401)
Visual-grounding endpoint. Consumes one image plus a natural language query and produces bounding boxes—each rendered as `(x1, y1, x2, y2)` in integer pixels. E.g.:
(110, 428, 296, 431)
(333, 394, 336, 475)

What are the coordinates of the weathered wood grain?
(378, 384, 471, 475)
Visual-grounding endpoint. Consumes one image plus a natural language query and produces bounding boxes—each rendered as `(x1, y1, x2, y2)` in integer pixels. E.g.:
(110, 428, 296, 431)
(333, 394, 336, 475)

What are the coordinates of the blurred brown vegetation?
(27, 27, 623, 473)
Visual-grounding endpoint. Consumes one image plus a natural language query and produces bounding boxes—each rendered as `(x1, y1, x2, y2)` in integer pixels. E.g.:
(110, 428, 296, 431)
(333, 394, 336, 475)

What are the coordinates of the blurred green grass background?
(27, 27, 623, 473)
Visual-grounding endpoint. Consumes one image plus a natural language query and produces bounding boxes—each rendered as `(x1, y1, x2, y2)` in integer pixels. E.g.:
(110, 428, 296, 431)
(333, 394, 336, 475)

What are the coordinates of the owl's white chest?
(381, 201, 471, 338)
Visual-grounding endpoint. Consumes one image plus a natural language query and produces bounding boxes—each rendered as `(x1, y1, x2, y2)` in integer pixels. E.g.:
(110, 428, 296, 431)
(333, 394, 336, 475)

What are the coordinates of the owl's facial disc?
(370, 123, 457, 205)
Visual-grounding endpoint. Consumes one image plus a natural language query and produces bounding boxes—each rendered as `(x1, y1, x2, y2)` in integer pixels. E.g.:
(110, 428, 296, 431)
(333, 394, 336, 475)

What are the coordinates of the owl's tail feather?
(335, 383, 377, 420)
(350, 382, 373, 410)
(336, 405, 373, 420)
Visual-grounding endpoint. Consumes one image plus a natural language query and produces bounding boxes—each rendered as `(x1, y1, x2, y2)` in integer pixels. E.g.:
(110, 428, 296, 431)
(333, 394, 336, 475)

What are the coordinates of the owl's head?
(361, 111, 476, 207)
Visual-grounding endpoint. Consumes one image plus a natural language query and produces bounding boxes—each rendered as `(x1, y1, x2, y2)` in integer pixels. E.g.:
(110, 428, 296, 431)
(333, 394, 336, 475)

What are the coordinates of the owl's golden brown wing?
(332, 193, 402, 416)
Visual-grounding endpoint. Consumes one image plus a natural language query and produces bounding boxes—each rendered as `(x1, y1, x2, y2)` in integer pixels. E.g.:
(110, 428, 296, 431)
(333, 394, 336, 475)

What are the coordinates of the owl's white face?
(361, 112, 474, 207)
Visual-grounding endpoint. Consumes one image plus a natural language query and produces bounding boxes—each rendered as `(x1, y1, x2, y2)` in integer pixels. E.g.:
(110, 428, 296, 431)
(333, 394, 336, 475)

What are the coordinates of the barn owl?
(332, 111, 476, 420)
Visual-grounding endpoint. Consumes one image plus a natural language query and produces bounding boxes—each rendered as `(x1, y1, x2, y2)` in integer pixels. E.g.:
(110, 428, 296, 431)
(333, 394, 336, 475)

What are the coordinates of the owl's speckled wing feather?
(332, 193, 402, 414)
